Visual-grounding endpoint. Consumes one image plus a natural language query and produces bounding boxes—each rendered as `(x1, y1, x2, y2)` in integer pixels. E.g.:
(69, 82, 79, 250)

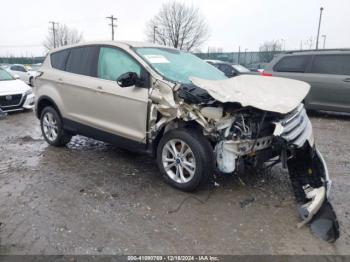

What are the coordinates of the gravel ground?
(0, 110, 349, 255)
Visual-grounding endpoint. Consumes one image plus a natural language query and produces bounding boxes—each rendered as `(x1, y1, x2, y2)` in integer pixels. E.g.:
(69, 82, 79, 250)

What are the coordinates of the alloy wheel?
(161, 139, 196, 184)
(42, 112, 58, 142)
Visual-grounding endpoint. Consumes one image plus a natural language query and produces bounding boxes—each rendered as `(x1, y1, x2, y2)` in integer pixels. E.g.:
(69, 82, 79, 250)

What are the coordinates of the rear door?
(269, 55, 312, 82)
(57, 46, 101, 127)
(305, 54, 350, 112)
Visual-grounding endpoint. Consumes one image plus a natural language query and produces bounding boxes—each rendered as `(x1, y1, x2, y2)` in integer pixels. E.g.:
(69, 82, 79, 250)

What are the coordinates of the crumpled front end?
(147, 76, 339, 242)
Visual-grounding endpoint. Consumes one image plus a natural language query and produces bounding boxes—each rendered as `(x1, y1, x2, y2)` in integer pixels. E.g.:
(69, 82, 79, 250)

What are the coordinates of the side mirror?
(116, 72, 142, 87)
(13, 74, 20, 80)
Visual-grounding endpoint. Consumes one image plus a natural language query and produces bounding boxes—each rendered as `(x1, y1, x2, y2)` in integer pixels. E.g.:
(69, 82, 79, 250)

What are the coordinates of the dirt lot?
(0, 110, 349, 255)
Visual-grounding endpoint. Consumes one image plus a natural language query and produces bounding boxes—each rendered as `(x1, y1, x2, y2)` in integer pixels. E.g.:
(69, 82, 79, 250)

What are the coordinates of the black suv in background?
(264, 50, 350, 113)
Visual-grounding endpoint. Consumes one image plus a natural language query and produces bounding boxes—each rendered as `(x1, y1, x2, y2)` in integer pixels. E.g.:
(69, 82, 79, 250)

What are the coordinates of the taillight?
(260, 71, 272, 76)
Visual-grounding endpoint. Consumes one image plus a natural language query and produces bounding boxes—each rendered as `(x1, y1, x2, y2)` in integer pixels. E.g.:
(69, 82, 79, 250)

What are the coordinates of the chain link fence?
(195, 50, 285, 69)
(0, 56, 45, 65)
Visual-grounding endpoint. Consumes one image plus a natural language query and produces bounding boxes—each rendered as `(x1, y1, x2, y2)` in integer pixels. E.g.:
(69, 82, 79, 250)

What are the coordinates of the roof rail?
(283, 48, 350, 54)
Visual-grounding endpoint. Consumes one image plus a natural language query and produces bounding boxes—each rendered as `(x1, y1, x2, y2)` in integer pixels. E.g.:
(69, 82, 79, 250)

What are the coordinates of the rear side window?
(97, 47, 141, 81)
(11, 65, 26, 72)
(51, 49, 70, 71)
(310, 55, 350, 75)
(65, 46, 99, 77)
(218, 64, 233, 75)
(274, 55, 311, 73)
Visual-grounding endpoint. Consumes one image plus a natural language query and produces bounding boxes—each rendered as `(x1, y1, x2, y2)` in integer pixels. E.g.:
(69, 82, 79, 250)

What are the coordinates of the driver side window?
(97, 47, 141, 81)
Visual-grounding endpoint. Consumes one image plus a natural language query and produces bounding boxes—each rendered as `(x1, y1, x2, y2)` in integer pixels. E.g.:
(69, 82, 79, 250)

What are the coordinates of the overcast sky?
(0, 0, 349, 56)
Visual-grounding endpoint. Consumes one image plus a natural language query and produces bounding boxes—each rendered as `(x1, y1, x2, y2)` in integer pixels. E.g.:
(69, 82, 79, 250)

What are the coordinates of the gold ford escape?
(34, 41, 339, 242)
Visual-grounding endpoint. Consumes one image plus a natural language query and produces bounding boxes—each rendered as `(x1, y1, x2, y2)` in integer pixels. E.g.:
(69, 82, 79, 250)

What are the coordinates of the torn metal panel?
(190, 75, 310, 114)
(150, 80, 178, 117)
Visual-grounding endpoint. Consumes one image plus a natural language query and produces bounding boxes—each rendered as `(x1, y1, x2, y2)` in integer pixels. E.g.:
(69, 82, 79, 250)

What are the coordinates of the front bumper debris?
(287, 145, 339, 242)
(273, 104, 339, 242)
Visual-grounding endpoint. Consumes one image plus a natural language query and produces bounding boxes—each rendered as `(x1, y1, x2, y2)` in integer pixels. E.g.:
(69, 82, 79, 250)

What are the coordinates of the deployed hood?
(0, 79, 30, 96)
(190, 75, 310, 114)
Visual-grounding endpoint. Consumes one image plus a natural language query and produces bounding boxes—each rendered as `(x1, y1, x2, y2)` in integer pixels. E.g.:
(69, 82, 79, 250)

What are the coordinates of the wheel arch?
(151, 119, 204, 157)
(36, 96, 62, 119)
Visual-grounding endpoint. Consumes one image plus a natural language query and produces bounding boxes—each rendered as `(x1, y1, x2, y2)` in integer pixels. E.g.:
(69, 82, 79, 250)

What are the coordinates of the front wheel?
(40, 106, 71, 146)
(156, 128, 214, 192)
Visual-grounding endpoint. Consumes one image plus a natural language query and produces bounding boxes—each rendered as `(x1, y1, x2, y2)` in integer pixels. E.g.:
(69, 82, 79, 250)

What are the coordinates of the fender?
(36, 95, 62, 119)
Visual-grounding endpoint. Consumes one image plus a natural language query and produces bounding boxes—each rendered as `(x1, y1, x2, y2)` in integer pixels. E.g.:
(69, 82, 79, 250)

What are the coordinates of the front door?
(93, 46, 149, 143)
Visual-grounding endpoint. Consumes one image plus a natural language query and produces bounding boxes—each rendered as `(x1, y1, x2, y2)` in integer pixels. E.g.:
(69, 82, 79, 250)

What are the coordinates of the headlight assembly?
(25, 89, 33, 96)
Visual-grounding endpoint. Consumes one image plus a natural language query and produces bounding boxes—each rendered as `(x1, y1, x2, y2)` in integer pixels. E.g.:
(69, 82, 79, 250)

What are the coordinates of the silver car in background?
(264, 50, 350, 113)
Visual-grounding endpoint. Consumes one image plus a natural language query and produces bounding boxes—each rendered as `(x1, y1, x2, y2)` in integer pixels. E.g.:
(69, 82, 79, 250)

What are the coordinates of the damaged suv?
(34, 41, 339, 242)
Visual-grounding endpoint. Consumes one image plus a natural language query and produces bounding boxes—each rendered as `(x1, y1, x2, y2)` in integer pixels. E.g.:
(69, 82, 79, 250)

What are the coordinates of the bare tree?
(146, 1, 210, 51)
(258, 40, 283, 63)
(43, 24, 83, 50)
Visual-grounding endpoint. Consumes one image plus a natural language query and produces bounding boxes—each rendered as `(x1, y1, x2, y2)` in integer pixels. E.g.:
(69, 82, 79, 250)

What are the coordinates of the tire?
(40, 106, 71, 146)
(156, 128, 214, 192)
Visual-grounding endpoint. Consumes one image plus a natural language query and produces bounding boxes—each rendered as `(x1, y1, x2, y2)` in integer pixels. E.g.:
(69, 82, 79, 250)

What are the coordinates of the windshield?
(232, 64, 250, 73)
(0, 68, 14, 81)
(134, 47, 227, 84)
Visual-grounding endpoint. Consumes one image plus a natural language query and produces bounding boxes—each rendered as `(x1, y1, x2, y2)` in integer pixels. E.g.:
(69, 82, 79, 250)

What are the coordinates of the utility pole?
(106, 15, 118, 40)
(153, 26, 158, 43)
(315, 7, 324, 50)
(49, 21, 59, 48)
(322, 35, 327, 49)
(238, 46, 241, 64)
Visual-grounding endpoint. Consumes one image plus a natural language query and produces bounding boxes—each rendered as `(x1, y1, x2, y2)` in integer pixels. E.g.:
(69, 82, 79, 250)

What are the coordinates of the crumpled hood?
(190, 75, 310, 114)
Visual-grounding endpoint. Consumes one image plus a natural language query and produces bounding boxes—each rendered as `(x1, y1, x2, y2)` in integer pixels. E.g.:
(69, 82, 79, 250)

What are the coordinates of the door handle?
(58, 78, 64, 84)
(343, 78, 350, 82)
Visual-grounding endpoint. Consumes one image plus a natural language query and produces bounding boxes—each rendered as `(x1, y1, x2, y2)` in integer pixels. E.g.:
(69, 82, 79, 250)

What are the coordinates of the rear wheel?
(40, 106, 71, 146)
(156, 128, 214, 192)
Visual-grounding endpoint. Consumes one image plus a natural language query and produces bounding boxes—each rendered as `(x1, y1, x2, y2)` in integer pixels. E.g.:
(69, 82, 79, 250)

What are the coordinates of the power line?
(106, 15, 117, 40)
(49, 21, 59, 48)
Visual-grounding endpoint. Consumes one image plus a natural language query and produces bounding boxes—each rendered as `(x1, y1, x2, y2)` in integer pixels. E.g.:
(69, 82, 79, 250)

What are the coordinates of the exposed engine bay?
(148, 75, 339, 242)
